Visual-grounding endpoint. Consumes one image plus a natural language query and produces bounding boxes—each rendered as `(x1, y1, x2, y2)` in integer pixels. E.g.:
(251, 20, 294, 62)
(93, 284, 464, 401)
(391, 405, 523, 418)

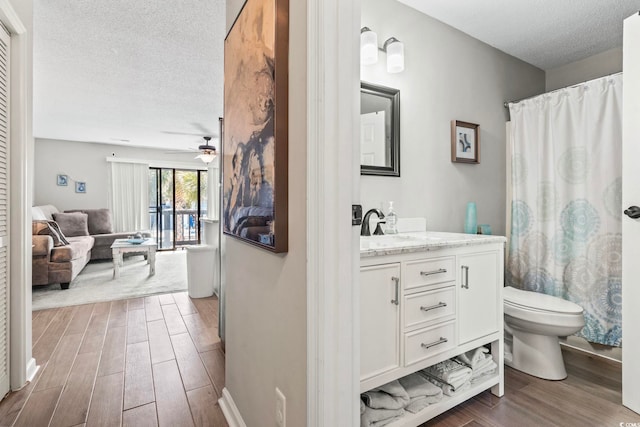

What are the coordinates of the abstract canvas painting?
(223, 0, 289, 252)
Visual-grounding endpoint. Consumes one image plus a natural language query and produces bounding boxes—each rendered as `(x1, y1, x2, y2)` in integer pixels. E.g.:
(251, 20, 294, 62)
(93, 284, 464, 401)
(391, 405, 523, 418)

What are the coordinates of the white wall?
(546, 47, 622, 91)
(223, 0, 307, 426)
(360, 0, 545, 237)
(34, 138, 204, 211)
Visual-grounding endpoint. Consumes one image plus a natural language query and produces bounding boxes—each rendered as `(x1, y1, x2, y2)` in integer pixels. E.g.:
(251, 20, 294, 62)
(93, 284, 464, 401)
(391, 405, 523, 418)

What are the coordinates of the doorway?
(149, 168, 208, 250)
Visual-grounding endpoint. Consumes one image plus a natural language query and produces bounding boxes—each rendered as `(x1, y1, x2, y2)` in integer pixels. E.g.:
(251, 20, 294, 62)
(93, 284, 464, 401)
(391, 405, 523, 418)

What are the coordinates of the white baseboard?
(219, 387, 247, 427)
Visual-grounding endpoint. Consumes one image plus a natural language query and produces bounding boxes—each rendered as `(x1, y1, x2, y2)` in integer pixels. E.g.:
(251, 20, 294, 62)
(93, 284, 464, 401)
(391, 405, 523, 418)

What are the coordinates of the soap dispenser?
(386, 201, 398, 234)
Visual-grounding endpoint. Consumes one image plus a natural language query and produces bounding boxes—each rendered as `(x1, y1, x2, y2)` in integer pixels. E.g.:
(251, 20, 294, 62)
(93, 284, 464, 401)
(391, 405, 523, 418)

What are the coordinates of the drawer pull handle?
(420, 302, 447, 312)
(420, 268, 447, 277)
(391, 276, 400, 305)
(421, 337, 448, 350)
(461, 265, 469, 289)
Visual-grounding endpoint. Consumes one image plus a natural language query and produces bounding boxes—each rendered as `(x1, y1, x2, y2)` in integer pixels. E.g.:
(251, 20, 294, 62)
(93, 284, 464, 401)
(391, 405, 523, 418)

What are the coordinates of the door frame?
(622, 11, 640, 414)
(1, 0, 38, 390)
(306, 0, 360, 425)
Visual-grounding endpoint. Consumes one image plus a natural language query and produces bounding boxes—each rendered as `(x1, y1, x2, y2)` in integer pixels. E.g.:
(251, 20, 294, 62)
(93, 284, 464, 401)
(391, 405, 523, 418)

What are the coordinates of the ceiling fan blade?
(191, 122, 214, 134)
(161, 130, 215, 137)
(164, 148, 198, 154)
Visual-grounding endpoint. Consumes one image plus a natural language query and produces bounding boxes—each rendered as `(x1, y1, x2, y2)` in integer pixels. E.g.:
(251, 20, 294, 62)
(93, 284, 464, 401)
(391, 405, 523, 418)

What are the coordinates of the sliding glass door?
(149, 168, 208, 250)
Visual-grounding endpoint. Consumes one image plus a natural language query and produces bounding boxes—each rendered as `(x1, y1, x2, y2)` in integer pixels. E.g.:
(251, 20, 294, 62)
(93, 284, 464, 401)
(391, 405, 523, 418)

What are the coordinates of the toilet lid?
(503, 286, 583, 314)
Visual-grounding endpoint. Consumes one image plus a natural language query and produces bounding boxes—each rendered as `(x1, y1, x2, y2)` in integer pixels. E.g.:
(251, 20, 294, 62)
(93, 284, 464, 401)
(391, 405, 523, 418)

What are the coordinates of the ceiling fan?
(165, 136, 218, 164)
(194, 136, 218, 164)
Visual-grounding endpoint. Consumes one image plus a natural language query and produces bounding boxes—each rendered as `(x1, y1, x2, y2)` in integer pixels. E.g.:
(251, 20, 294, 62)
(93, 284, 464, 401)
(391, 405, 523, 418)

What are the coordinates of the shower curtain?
(507, 73, 623, 346)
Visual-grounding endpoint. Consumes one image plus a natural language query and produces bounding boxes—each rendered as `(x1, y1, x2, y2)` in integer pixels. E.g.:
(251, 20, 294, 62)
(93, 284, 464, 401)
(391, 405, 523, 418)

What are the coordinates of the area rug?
(32, 251, 188, 310)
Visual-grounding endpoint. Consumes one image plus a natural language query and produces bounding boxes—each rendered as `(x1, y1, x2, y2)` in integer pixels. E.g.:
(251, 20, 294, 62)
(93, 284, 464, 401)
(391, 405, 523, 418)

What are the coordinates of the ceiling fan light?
(196, 152, 217, 164)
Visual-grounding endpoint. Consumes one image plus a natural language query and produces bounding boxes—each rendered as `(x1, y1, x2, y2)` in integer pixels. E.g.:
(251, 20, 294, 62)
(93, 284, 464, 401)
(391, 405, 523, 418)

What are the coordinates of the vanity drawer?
(404, 286, 455, 330)
(404, 321, 456, 366)
(404, 257, 455, 291)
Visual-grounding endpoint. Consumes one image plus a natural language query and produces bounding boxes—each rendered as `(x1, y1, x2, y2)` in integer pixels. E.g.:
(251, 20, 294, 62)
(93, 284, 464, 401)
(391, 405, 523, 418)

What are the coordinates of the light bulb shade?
(360, 27, 378, 65)
(385, 38, 404, 73)
(196, 152, 216, 164)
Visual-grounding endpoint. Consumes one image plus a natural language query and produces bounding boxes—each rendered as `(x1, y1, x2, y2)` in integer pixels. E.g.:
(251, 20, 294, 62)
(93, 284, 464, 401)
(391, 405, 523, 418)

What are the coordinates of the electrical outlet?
(275, 387, 286, 427)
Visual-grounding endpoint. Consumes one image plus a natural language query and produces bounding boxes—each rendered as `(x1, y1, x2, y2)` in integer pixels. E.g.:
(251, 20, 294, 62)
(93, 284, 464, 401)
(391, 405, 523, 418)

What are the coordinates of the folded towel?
(360, 406, 404, 427)
(473, 353, 494, 371)
(432, 378, 470, 397)
(361, 380, 410, 410)
(472, 359, 497, 379)
(398, 373, 442, 398)
(455, 347, 489, 369)
(422, 359, 472, 390)
(404, 394, 443, 414)
(471, 367, 498, 385)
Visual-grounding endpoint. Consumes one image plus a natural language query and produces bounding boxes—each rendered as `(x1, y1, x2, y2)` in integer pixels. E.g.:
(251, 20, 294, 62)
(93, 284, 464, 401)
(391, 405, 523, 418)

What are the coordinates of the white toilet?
(503, 286, 585, 380)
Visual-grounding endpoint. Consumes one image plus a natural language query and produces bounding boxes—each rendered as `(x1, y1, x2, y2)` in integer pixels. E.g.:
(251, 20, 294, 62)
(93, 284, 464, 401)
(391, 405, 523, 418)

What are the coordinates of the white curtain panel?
(108, 161, 150, 233)
(507, 73, 623, 346)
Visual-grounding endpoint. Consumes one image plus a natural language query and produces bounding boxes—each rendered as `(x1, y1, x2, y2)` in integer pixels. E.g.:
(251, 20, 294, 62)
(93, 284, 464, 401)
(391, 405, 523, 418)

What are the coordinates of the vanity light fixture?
(360, 27, 379, 65)
(360, 27, 405, 73)
(384, 37, 404, 73)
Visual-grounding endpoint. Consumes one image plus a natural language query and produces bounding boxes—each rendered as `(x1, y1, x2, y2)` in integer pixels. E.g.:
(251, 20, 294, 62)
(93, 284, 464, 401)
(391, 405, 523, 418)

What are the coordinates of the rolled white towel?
(471, 359, 498, 381)
(361, 380, 410, 410)
(455, 347, 489, 370)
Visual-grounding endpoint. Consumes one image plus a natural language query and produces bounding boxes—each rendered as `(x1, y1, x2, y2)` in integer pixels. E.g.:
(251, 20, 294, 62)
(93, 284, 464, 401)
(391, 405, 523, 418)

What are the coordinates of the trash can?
(186, 245, 216, 298)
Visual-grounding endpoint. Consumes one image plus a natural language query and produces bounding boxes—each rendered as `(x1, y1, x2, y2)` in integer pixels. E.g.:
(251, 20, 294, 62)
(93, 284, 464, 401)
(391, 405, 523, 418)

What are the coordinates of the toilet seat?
(503, 286, 583, 315)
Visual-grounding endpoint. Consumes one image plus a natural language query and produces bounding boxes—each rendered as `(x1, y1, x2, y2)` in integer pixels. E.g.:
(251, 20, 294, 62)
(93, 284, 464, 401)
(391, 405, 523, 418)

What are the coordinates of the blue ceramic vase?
(464, 202, 477, 234)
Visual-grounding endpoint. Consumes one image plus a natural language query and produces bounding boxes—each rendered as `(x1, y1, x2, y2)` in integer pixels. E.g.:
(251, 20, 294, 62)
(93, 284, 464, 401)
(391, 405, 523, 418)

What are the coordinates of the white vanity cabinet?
(360, 233, 505, 426)
(458, 251, 500, 345)
(360, 263, 401, 381)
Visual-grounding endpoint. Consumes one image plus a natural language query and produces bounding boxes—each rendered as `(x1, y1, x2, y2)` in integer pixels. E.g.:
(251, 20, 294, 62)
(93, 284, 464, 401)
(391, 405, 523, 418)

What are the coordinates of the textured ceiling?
(34, 1, 640, 151)
(397, 0, 640, 70)
(34, 0, 226, 151)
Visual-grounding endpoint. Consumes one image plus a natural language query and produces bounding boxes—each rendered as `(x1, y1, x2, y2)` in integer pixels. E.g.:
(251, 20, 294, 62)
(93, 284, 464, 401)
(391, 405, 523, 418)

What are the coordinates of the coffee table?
(110, 238, 158, 279)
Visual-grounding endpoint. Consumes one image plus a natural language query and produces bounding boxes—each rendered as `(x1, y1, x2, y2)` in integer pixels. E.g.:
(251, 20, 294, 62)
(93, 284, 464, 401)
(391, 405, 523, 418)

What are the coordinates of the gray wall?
(546, 47, 622, 91)
(34, 138, 202, 211)
(360, 0, 546, 236)
(223, 0, 308, 425)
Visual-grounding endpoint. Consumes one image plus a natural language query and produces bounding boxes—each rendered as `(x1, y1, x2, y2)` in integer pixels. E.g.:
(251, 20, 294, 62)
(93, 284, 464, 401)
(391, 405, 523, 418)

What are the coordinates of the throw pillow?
(67, 209, 113, 235)
(52, 212, 90, 237)
(32, 220, 70, 247)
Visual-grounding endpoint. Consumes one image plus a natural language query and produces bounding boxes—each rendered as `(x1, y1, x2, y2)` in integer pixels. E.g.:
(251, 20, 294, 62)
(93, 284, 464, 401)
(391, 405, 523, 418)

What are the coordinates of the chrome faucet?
(361, 209, 386, 236)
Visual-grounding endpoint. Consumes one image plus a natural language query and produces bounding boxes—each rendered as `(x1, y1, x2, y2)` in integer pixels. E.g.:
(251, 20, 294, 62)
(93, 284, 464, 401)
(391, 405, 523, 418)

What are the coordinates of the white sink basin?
(360, 234, 425, 251)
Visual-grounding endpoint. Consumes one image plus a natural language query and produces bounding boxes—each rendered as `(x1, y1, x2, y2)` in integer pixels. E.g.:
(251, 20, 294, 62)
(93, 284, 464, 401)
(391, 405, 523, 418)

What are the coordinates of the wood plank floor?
(0, 292, 228, 427)
(423, 347, 640, 427)
(2, 292, 639, 427)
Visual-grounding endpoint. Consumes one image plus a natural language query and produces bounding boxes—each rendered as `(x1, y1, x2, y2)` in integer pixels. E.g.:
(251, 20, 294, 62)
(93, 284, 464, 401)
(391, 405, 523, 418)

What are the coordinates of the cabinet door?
(360, 263, 401, 381)
(458, 251, 499, 344)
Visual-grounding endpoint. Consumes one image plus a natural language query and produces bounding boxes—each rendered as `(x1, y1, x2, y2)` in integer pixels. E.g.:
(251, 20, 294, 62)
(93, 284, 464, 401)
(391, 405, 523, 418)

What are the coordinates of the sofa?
(32, 205, 150, 289)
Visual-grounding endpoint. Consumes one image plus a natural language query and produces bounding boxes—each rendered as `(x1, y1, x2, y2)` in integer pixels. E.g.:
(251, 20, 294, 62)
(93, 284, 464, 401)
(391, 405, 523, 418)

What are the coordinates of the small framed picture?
(57, 174, 68, 186)
(75, 182, 86, 193)
(451, 120, 480, 164)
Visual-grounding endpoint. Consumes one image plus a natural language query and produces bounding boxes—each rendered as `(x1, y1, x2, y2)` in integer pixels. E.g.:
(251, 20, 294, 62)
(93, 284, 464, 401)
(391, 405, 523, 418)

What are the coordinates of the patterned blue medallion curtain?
(507, 74, 623, 346)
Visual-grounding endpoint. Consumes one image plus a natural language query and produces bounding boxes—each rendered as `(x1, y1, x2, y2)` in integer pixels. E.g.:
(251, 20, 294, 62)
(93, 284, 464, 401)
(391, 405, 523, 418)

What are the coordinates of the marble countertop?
(360, 231, 506, 258)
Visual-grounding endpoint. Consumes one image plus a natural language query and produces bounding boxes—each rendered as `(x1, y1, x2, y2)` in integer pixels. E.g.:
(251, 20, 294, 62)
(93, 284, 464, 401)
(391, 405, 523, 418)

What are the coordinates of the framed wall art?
(57, 174, 68, 186)
(451, 120, 480, 164)
(222, 0, 289, 253)
(75, 182, 86, 193)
